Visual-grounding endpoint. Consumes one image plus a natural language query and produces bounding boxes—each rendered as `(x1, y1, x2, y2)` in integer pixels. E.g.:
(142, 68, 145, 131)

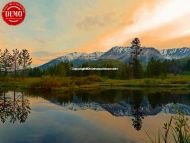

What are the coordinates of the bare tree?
(19, 49, 32, 74)
(12, 49, 20, 77)
(0, 49, 2, 74)
(0, 49, 12, 75)
(0, 90, 31, 124)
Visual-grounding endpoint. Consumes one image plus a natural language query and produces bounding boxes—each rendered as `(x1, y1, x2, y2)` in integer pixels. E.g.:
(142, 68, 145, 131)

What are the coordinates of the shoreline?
(0, 75, 190, 92)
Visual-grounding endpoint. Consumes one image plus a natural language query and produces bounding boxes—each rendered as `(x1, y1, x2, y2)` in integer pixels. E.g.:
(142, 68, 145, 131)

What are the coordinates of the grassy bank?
(103, 75, 190, 87)
(1, 75, 190, 90)
(0, 75, 103, 90)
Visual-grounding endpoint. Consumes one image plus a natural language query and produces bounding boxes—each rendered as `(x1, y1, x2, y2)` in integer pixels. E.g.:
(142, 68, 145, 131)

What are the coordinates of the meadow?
(1, 74, 190, 91)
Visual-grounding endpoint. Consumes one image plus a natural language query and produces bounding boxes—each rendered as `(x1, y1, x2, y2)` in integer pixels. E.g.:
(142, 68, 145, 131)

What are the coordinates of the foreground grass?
(147, 112, 190, 143)
(1, 75, 190, 90)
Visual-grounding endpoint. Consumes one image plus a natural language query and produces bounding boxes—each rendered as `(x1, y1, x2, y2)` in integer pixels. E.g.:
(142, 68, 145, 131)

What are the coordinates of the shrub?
(30, 77, 62, 89)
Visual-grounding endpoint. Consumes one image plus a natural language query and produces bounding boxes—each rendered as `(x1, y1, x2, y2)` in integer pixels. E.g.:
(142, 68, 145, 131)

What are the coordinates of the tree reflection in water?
(0, 90, 31, 123)
(130, 90, 145, 131)
(132, 106, 144, 131)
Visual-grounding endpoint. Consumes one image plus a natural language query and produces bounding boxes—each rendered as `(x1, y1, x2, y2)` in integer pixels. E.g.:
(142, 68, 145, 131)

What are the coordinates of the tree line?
(1, 38, 189, 79)
(0, 49, 32, 76)
(28, 38, 190, 79)
(28, 57, 188, 79)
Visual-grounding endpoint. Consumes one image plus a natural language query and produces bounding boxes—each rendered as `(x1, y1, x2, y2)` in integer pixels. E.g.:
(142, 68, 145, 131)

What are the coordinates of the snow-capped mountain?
(40, 52, 104, 69)
(51, 98, 190, 116)
(41, 90, 190, 117)
(160, 47, 190, 59)
(100, 46, 132, 59)
(100, 46, 162, 63)
(39, 47, 190, 69)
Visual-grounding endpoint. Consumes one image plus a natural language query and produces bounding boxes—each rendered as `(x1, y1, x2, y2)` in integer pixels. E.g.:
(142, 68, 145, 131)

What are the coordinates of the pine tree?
(133, 59, 144, 78)
(130, 38, 142, 61)
(146, 58, 167, 77)
(160, 60, 167, 77)
(146, 58, 155, 77)
(130, 38, 144, 78)
(184, 59, 190, 71)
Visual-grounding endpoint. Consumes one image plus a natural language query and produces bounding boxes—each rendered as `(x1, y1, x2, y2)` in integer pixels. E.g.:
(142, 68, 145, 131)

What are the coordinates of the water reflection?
(132, 107, 144, 131)
(1, 89, 190, 132)
(29, 89, 190, 130)
(0, 90, 31, 124)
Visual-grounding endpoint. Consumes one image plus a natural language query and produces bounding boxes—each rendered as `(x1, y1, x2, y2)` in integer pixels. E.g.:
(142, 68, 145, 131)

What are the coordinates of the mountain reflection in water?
(0, 89, 190, 132)
(37, 89, 190, 131)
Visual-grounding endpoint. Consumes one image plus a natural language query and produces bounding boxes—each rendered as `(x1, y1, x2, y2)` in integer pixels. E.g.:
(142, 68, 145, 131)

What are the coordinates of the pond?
(0, 89, 190, 143)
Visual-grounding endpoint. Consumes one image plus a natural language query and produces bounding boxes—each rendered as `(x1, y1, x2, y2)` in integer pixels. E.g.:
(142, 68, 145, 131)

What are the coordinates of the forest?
(1, 38, 190, 80)
(28, 38, 190, 80)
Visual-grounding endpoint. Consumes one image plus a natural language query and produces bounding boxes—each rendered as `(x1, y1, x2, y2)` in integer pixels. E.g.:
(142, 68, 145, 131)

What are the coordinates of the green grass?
(1, 75, 190, 90)
(103, 75, 190, 87)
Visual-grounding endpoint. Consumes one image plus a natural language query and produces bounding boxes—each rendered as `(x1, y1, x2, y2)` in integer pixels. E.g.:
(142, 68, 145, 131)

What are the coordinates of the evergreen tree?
(146, 58, 167, 77)
(166, 60, 181, 75)
(160, 60, 167, 77)
(132, 59, 144, 78)
(184, 59, 190, 72)
(28, 67, 43, 77)
(44, 62, 71, 77)
(130, 38, 142, 61)
(146, 58, 156, 77)
(130, 38, 144, 79)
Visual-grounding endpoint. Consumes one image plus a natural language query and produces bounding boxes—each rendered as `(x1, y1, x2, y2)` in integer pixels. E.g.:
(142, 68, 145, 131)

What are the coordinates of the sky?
(0, 0, 190, 66)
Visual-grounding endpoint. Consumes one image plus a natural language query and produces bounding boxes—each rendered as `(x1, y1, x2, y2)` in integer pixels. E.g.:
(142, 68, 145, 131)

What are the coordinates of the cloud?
(33, 38, 46, 45)
(104, 0, 190, 47)
(76, 13, 114, 30)
(163, 14, 190, 39)
(1, 0, 190, 66)
(32, 51, 50, 57)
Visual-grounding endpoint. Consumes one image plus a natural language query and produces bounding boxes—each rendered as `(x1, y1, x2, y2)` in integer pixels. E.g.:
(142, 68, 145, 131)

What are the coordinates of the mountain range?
(61, 102, 190, 117)
(40, 47, 190, 69)
(50, 95, 190, 117)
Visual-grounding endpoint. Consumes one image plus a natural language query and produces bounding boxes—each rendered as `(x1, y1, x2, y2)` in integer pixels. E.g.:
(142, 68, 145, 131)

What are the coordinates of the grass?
(1, 75, 190, 90)
(146, 112, 190, 143)
(103, 75, 190, 88)
(0, 75, 103, 90)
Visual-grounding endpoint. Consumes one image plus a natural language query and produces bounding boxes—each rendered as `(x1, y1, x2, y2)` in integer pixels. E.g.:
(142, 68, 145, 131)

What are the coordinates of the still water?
(0, 89, 190, 143)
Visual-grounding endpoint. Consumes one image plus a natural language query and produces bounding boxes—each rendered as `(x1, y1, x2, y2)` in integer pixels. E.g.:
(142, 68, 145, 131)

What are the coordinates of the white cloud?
(104, 0, 190, 47)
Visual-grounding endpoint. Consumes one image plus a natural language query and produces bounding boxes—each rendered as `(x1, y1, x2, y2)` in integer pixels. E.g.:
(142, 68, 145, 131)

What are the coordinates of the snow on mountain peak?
(160, 47, 190, 59)
(39, 47, 190, 69)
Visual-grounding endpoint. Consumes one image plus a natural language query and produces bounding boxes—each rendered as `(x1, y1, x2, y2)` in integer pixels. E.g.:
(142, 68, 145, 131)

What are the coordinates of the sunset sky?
(0, 0, 190, 66)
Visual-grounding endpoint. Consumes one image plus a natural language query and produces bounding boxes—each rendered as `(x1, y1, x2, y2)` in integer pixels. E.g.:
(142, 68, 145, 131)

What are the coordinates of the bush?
(30, 77, 64, 89)
(85, 75, 103, 82)
(29, 75, 103, 89)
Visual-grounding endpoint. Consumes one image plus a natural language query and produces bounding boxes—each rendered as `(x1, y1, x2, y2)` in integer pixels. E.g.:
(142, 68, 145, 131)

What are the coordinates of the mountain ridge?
(39, 47, 190, 69)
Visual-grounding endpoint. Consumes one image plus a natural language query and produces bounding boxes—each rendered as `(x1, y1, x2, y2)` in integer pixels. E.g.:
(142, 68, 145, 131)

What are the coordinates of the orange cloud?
(79, 0, 190, 53)
(1, 0, 190, 66)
